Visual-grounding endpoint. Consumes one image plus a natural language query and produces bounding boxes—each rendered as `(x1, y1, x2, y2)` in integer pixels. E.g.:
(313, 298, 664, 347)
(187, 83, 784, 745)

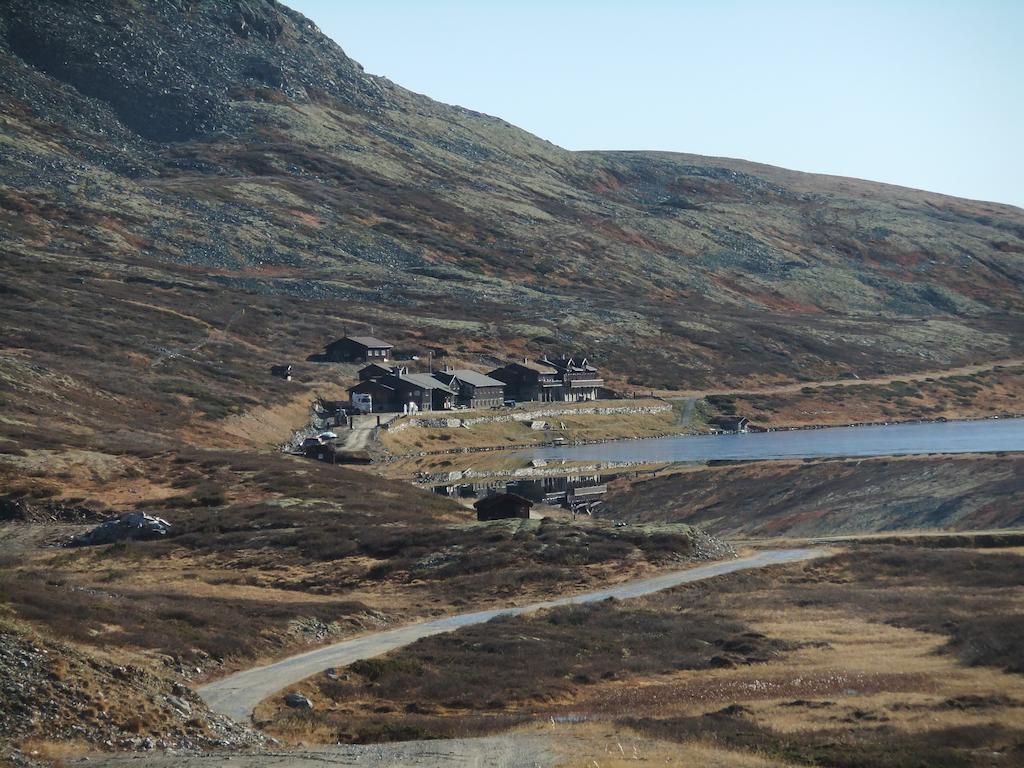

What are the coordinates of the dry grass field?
(380, 401, 681, 456)
(0, 443, 716, 679)
(260, 546, 1024, 767)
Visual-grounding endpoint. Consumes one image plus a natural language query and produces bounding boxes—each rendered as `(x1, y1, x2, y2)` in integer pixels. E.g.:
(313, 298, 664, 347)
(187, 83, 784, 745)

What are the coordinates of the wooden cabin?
(709, 415, 750, 433)
(348, 372, 456, 413)
(325, 335, 393, 363)
(474, 493, 536, 521)
(432, 368, 506, 409)
(489, 355, 604, 402)
(358, 363, 395, 381)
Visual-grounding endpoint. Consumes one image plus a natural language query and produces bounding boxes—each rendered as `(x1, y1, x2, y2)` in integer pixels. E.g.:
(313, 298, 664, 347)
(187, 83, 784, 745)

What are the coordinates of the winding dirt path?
(199, 548, 826, 721)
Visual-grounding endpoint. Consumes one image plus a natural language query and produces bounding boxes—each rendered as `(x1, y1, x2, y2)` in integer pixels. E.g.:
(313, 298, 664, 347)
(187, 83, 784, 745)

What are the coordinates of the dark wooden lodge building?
(489, 355, 604, 403)
(431, 368, 506, 409)
(325, 335, 394, 363)
(348, 370, 456, 412)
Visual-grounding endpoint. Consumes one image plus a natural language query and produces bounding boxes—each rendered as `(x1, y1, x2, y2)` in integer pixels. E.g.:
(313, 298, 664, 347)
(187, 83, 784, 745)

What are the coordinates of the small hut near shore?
(473, 493, 536, 521)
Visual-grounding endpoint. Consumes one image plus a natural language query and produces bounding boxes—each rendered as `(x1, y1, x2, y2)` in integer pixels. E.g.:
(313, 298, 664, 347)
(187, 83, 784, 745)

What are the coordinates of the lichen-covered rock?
(284, 692, 313, 709)
(68, 512, 171, 547)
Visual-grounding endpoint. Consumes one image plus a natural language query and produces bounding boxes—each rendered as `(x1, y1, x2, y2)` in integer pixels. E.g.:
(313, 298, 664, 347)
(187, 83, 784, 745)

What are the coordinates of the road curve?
(200, 548, 826, 721)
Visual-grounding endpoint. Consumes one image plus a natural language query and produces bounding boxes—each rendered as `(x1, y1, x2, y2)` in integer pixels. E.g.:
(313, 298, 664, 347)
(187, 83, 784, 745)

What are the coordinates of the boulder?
(68, 512, 171, 547)
(284, 692, 313, 709)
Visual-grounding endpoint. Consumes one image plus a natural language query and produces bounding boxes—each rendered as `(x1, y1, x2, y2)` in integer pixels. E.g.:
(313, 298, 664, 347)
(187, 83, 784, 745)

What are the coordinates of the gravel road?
(83, 732, 557, 767)
(200, 548, 825, 721)
(337, 413, 398, 451)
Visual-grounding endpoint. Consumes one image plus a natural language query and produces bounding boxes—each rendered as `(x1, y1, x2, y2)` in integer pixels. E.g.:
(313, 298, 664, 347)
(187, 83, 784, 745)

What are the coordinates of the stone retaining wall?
(417, 460, 650, 485)
(387, 404, 671, 434)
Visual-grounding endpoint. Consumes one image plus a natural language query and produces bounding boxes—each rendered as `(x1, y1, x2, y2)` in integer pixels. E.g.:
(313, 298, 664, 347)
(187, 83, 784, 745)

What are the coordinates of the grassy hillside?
(603, 454, 1024, 537)
(0, 3, 1022, 762)
(1, 0, 1022, 461)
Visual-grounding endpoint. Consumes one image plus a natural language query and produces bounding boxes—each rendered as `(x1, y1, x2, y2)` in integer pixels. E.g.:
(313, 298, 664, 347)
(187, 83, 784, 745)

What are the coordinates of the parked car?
(503, 399, 517, 408)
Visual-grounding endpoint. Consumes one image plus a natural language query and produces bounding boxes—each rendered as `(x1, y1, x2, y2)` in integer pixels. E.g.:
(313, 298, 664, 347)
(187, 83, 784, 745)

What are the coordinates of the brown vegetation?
(603, 453, 1024, 537)
(1, 1, 1023, 482)
(261, 547, 1024, 768)
(706, 364, 1024, 428)
(0, 444, 715, 679)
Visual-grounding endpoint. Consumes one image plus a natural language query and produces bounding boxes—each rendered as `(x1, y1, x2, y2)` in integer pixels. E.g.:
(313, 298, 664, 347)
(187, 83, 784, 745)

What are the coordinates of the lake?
(519, 417, 1024, 464)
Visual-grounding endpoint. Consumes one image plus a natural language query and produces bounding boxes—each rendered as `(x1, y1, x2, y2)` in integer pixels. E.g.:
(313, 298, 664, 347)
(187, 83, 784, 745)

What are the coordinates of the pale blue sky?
(286, 1, 1022, 208)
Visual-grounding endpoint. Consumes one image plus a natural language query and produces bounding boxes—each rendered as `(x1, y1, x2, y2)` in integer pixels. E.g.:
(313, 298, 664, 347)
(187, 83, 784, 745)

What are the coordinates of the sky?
(286, 1, 1023, 208)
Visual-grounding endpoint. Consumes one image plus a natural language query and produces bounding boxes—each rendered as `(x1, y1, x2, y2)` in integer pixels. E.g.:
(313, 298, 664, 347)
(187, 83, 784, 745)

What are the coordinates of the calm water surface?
(521, 417, 1024, 464)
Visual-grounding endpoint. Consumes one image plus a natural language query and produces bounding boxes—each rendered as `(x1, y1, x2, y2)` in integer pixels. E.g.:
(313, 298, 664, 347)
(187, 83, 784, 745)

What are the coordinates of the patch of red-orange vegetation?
(589, 220, 673, 254)
(287, 208, 322, 227)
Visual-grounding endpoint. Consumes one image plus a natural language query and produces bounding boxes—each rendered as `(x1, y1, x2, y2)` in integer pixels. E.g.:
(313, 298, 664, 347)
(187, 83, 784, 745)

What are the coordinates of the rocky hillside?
(0, 617, 263, 763)
(0, 0, 1022, 449)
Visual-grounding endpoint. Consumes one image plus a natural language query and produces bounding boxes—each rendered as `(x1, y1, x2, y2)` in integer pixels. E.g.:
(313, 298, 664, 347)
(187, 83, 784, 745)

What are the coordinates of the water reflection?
(434, 471, 651, 513)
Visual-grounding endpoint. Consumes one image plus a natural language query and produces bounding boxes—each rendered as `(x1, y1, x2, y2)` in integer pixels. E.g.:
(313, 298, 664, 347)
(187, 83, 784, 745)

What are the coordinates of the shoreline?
(383, 410, 1024, 463)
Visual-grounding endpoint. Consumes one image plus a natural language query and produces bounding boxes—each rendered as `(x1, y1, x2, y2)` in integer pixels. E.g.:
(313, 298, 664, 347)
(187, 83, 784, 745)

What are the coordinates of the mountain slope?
(0, 0, 1022, 450)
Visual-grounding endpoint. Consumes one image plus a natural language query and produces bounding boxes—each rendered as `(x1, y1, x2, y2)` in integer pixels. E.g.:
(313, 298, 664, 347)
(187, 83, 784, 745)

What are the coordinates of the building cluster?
(326, 335, 606, 413)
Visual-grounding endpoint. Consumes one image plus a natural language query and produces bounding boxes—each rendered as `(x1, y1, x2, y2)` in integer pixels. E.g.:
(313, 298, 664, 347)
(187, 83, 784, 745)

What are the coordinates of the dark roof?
(400, 373, 457, 393)
(543, 355, 599, 373)
(348, 379, 397, 394)
(329, 335, 393, 349)
(473, 493, 534, 512)
(434, 369, 506, 388)
(359, 363, 393, 375)
(349, 373, 455, 395)
(491, 360, 559, 375)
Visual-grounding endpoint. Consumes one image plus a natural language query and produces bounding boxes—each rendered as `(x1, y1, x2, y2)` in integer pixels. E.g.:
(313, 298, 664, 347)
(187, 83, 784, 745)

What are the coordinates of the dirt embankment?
(0, 618, 263, 765)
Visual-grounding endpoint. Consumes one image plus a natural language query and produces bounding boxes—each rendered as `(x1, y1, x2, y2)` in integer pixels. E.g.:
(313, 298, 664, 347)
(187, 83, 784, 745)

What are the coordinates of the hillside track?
(199, 548, 825, 721)
(662, 357, 1024, 398)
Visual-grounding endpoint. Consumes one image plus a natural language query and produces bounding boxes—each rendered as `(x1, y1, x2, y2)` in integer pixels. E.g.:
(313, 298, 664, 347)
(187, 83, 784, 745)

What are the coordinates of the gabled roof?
(543, 355, 599, 373)
(359, 363, 393, 375)
(329, 335, 393, 349)
(434, 369, 506, 388)
(348, 373, 455, 395)
(348, 379, 397, 393)
(398, 373, 457, 394)
(495, 359, 560, 374)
